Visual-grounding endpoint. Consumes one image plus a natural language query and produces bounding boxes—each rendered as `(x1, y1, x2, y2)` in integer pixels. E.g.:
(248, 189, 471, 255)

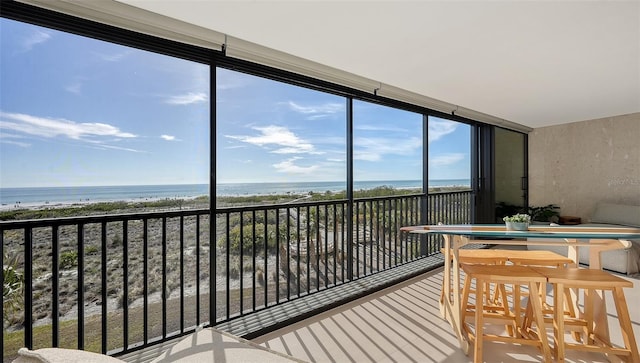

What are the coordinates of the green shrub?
(60, 251, 78, 269)
(85, 245, 99, 255)
(3, 252, 24, 325)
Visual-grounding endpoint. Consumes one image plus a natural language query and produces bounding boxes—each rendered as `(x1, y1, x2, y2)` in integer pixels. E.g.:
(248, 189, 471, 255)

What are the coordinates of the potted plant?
(503, 213, 531, 231)
(528, 204, 560, 223)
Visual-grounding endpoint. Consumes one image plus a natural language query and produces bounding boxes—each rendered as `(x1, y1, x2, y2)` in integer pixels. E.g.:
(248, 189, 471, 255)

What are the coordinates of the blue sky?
(0, 18, 470, 188)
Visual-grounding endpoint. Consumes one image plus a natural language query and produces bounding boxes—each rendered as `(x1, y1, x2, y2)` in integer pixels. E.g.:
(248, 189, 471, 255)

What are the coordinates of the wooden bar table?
(399, 224, 640, 355)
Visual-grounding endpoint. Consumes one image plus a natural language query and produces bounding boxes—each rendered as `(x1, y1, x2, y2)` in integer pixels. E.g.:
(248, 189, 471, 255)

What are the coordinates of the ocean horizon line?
(0, 179, 470, 207)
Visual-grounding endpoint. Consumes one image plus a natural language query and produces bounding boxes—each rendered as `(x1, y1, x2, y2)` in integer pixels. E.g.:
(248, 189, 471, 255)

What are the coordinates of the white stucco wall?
(528, 112, 640, 221)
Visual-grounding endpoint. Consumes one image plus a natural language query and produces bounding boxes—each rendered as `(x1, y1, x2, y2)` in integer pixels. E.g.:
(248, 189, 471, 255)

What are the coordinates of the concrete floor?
(254, 267, 640, 363)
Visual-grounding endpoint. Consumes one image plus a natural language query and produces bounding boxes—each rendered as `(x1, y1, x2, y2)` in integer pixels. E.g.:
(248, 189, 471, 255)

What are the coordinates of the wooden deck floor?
(119, 253, 640, 363)
(254, 267, 640, 362)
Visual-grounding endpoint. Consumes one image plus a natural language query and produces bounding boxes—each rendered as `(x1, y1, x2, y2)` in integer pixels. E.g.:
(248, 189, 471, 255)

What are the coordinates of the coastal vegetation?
(3, 252, 24, 325)
(0, 185, 451, 221)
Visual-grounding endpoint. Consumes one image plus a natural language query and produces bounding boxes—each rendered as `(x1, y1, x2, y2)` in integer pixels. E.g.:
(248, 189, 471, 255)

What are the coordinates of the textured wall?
(529, 112, 640, 221)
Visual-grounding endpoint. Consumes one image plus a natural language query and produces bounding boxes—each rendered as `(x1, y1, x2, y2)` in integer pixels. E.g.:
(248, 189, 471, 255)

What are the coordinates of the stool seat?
(533, 267, 633, 288)
(506, 250, 574, 267)
(440, 248, 510, 263)
(462, 263, 547, 283)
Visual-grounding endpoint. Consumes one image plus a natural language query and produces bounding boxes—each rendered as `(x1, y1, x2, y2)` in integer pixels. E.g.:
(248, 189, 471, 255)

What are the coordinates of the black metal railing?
(1, 190, 472, 360)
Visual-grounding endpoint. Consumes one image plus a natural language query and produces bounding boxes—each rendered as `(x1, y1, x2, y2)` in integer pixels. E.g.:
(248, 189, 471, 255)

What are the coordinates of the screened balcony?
(2, 1, 639, 362)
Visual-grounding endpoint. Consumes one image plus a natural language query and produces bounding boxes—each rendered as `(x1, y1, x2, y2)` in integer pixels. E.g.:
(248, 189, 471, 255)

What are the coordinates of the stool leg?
(461, 273, 474, 345)
(461, 274, 472, 314)
(473, 278, 484, 363)
(529, 282, 552, 363)
(554, 282, 566, 362)
(495, 282, 514, 336)
(612, 287, 640, 362)
(440, 275, 446, 305)
(564, 287, 582, 343)
(514, 282, 523, 337)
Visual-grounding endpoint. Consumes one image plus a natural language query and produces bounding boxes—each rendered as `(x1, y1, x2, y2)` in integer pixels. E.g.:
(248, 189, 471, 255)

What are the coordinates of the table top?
(400, 224, 640, 239)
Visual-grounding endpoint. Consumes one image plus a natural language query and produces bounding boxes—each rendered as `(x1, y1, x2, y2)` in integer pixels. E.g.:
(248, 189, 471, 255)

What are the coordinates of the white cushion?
(527, 223, 639, 274)
(12, 348, 125, 363)
(590, 203, 640, 227)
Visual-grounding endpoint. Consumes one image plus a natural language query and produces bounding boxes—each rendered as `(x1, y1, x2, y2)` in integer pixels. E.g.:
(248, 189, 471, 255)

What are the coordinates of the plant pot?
(505, 221, 529, 231)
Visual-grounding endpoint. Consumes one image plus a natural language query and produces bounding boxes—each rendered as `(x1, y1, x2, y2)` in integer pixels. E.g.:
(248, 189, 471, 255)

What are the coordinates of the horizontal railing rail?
(1, 190, 472, 360)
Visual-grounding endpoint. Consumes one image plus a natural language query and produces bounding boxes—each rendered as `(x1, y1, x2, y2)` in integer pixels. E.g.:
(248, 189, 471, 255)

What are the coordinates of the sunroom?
(1, 1, 639, 362)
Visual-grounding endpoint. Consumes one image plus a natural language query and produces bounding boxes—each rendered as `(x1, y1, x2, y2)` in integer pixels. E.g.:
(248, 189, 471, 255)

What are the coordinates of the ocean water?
(0, 179, 469, 206)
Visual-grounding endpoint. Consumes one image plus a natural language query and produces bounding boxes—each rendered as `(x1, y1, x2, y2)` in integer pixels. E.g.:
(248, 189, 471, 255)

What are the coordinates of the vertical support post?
(420, 114, 429, 256)
(209, 52, 217, 327)
(346, 97, 354, 280)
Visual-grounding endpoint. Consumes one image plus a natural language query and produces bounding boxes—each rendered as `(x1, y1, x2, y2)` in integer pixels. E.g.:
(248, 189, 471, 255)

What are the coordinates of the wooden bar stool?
(460, 263, 552, 363)
(533, 267, 639, 363)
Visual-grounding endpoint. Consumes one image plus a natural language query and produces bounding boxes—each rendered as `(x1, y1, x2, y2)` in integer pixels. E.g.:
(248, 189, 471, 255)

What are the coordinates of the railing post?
(346, 202, 353, 280)
(122, 221, 129, 350)
(419, 194, 429, 256)
(1, 229, 4, 357)
(101, 221, 108, 354)
(77, 223, 84, 350)
(51, 225, 60, 348)
(24, 227, 33, 350)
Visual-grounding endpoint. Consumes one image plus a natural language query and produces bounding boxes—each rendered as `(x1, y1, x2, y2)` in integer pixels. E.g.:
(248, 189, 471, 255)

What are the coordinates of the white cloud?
(273, 157, 319, 175)
(428, 119, 458, 143)
(21, 30, 51, 52)
(354, 151, 382, 162)
(92, 51, 129, 62)
(0, 112, 136, 140)
(225, 125, 320, 154)
(355, 124, 408, 133)
(161, 135, 176, 141)
(430, 153, 465, 166)
(90, 143, 145, 153)
(165, 92, 207, 105)
(217, 70, 249, 90)
(286, 101, 343, 120)
(0, 139, 31, 147)
(65, 81, 82, 94)
(354, 136, 421, 162)
(0, 133, 31, 148)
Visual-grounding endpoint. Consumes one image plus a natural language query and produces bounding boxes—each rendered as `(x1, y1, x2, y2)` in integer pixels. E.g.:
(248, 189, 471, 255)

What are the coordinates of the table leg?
(587, 241, 612, 349)
(565, 239, 580, 336)
(440, 235, 451, 319)
(554, 282, 565, 362)
(440, 234, 469, 354)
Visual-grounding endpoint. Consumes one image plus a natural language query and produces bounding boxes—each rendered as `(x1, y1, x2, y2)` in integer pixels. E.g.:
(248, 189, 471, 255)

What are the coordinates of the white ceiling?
(119, 1, 639, 129)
